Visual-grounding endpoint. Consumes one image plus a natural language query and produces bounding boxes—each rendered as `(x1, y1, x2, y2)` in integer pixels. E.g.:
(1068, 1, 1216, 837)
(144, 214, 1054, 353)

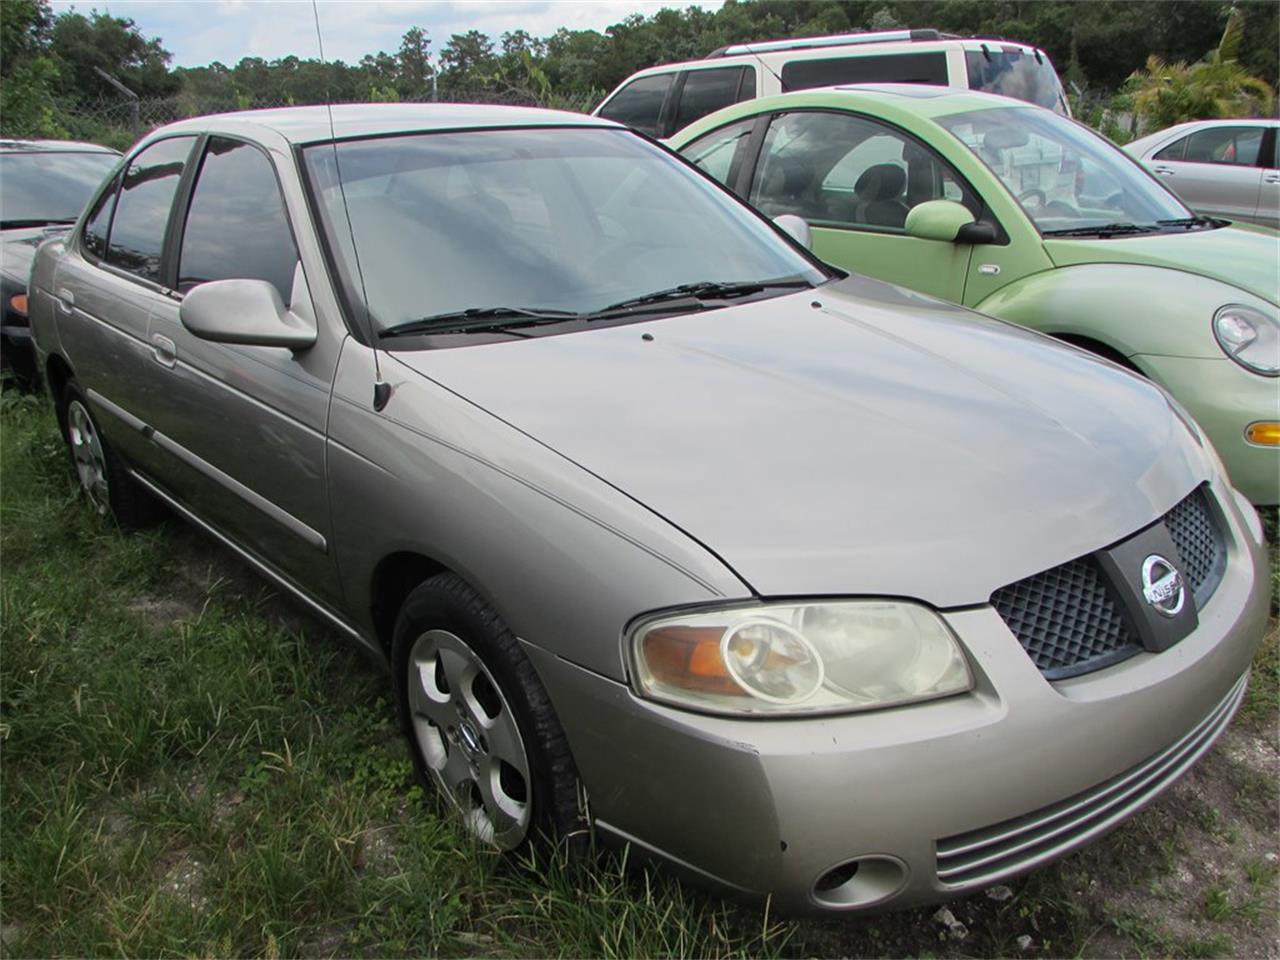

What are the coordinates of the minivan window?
(965, 49, 1067, 115)
(597, 74, 673, 137)
(781, 52, 947, 92)
(178, 137, 299, 302)
(105, 137, 195, 283)
(675, 67, 752, 131)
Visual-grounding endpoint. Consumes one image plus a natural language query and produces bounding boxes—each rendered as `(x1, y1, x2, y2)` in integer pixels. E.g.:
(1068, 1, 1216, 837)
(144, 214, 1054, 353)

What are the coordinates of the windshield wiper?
(593, 279, 813, 316)
(1041, 222, 1160, 238)
(0, 217, 77, 230)
(378, 306, 580, 339)
(1155, 216, 1219, 230)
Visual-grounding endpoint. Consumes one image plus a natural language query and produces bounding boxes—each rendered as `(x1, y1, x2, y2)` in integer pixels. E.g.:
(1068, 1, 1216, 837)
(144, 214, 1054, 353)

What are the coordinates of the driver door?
(743, 110, 979, 302)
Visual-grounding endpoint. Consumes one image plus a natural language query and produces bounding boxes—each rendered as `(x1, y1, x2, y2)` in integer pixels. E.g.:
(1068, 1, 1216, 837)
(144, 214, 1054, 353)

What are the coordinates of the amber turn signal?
(641, 626, 745, 696)
(9, 293, 27, 317)
(1244, 421, 1280, 446)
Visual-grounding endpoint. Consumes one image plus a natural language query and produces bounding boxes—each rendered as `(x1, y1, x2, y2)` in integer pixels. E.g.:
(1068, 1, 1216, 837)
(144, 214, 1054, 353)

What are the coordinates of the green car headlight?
(1213, 304, 1279, 377)
(630, 600, 973, 716)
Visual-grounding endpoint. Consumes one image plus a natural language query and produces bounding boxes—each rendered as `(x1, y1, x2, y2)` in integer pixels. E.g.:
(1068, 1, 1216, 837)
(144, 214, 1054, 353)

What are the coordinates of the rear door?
(144, 134, 343, 603)
(52, 136, 196, 474)
(1149, 124, 1266, 222)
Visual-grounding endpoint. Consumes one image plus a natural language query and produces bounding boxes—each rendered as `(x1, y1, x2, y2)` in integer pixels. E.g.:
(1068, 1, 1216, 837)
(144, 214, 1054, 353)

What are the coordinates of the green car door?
(683, 108, 987, 302)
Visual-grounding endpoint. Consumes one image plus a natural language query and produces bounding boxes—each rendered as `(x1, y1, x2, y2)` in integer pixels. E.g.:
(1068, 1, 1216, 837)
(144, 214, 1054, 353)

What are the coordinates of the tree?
(396, 26, 433, 98)
(0, 0, 65, 137)
(1127, 7, 1275, 130)
(439, 30, 496, 87)
(49, 10, 178, 99)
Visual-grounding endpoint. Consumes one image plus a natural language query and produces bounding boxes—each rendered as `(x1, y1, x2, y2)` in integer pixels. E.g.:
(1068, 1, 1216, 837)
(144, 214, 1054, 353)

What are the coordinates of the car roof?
(0, 138, 119, 154)
(156, 103, 617, 145)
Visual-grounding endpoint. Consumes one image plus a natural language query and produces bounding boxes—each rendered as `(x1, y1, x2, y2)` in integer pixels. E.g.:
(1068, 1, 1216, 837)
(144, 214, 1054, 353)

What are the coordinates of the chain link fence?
(52, 88, 602, 151)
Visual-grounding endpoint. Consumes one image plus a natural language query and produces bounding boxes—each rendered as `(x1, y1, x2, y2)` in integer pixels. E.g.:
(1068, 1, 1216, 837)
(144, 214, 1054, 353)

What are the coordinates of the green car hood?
(1044, 225, 1280, 306)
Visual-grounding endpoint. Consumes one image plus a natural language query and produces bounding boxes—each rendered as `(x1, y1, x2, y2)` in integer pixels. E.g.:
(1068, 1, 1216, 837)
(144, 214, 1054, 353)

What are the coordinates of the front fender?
(974, 263, 1268, 361)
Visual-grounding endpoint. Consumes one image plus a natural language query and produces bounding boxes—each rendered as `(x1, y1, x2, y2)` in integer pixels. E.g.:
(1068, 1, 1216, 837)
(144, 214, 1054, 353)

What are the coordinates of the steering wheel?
(1017, 188, 1047, 206)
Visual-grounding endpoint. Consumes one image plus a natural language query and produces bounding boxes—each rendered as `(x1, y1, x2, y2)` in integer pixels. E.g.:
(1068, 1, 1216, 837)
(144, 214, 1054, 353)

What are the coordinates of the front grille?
(991, 559, 1140, 680)
(993, 485, 1226, 679)
(1165, 487, 1227, 608)
(935, 672, 1247, 889)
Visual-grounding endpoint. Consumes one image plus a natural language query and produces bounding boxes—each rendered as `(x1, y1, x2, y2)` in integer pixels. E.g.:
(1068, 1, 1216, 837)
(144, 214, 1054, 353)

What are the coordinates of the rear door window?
(781, 52, 947, 92)
(178, 137, 299, 303)
(105, 137, 195, 283)
(597, 74, 674, 137)
(1178, 126, 1264, 166)
(674, 67, 752, 131)
(82, 174, 121, 260)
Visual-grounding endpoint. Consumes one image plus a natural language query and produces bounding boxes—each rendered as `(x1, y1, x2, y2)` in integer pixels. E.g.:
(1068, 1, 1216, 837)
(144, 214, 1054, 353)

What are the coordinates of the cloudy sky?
(56, 1, 724, 68)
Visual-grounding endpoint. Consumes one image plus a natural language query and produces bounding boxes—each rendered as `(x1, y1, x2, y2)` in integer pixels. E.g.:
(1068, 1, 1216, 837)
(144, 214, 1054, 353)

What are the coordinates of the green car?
(671, 85, 1279, 505)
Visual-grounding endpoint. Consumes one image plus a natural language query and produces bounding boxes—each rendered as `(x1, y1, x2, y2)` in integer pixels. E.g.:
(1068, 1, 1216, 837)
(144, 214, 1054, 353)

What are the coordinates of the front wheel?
(392, 573, 583, 852)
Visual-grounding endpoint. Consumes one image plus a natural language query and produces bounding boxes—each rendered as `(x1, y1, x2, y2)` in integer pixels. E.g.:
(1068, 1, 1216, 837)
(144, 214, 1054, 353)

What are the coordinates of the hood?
(395, 277, 1208, 606)
(1044, 224, 1280, 305)
(0, 226, 67, 284)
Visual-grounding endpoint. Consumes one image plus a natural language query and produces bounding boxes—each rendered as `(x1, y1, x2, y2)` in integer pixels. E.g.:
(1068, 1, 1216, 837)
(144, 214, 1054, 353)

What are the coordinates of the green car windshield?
(939, 107, 1193, 235)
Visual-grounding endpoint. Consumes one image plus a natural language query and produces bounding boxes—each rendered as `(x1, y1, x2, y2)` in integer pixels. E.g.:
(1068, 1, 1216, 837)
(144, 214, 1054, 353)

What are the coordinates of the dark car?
(1, 139, 119, 388)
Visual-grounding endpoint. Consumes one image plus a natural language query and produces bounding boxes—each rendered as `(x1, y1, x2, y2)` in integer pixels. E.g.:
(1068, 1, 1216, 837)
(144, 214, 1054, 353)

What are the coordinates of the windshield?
(303, 127, 824, 336)
(0, 151, 118, 226)
(965, 49, 1067, 115)
(938, 107, 1193, 235)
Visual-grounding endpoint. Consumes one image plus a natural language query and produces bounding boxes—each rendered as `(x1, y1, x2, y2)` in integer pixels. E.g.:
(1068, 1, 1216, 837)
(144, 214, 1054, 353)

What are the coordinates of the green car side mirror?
(905, 199, 995, 244)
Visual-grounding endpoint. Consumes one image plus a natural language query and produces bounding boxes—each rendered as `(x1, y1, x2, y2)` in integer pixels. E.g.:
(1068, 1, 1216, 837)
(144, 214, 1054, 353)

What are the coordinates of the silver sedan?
(1124, 118, 1279, 228)
(28, 105, 1269, 915)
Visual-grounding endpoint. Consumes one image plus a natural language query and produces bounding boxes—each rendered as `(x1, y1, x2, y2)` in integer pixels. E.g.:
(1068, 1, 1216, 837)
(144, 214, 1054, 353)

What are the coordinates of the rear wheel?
(58, 379, 160, 529)
(392, 573, 583, 852)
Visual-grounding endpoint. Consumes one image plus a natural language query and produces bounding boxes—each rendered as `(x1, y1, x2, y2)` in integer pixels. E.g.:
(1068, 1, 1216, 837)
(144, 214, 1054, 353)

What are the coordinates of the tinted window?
(597, 74, 674, 136)
(1153, 136, 1187, 162)
(106, 137, 194, 283)
(965, 50, 1067, 114)
(739, 68, 756, 101)
(680, 118, 757, 190)
(0, 152, 118, 224)
(1180, 126, 1264, 166)
(675, 68, 748, 131)
(179, 137, 299, 302)
(82, 174, 120, 260)
(750, 111, 978, 232)
(781, 53, 947, 92)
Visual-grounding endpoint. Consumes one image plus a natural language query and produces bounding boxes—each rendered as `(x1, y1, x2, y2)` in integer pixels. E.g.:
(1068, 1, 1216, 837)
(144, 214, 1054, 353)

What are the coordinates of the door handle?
(1152, 166, 1175, 176)
(151, 333, 176, 368)
(55, 287, 75, 314)
(1265, 174, 1280, 184)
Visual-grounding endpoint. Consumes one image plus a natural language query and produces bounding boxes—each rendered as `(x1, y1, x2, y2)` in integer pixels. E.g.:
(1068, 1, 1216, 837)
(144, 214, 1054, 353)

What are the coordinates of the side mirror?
(773, 213, 812, 250)
(905, 199, 989, 243)
(180, 278, 317, 350)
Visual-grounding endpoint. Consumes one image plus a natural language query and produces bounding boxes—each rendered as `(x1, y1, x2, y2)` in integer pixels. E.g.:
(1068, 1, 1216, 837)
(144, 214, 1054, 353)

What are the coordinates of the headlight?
(1213, 304, 1279, 376)
(630, 600, 973, 716)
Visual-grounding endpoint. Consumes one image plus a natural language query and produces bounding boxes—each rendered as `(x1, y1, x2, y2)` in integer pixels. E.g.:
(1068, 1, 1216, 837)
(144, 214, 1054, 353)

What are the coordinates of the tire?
(392, 572, 584, 853)
(57, 379, 160, 529)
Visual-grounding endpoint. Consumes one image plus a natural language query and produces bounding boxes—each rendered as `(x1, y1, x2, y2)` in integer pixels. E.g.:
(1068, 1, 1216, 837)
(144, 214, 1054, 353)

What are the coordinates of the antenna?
(310, 0, 391, 411)
(735, 42, 786, 92)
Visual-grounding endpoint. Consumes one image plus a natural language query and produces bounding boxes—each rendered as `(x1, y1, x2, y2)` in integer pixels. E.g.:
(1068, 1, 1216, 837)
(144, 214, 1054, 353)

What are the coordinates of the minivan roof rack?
(708, 29, 956, 58)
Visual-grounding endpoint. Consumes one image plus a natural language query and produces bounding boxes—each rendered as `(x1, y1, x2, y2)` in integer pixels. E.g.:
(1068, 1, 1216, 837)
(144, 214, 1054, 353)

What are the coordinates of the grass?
(2, 388, 1277, 958)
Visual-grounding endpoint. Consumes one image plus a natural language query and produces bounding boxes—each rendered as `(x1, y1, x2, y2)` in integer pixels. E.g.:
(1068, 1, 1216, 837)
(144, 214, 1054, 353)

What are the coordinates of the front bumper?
(1138, 354, 1279, 506)
(524, 481, 1270, 914)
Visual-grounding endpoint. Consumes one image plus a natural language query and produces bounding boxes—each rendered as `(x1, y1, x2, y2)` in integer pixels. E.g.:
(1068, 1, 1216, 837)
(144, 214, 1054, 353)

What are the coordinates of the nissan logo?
(1141, 554, 1185, 617)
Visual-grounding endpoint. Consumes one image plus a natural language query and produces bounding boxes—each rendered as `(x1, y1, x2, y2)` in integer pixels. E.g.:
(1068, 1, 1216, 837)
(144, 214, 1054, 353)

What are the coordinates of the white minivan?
(593, 29, 1070, 139)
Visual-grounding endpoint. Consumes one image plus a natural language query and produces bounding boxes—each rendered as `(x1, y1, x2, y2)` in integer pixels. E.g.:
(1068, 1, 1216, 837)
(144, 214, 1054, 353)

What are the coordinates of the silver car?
(29, 105, 1269, 915)
(1124, 118, 1279, 228)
